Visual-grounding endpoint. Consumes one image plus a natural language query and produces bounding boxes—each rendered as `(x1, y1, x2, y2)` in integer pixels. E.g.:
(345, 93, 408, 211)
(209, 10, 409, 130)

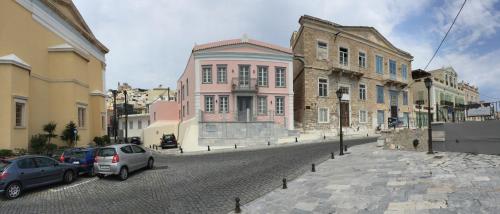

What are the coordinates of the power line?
(424, 0, 467, 70)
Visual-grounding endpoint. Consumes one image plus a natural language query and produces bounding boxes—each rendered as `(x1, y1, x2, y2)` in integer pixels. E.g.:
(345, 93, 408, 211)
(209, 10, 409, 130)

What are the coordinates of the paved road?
(0, 137, 376, 214)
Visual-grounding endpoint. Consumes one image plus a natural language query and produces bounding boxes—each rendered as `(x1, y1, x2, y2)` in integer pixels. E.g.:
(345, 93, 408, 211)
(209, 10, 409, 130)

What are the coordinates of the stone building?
(458, 81, 479, 105)
(0, 0, 108, 149)
(291, 15, 413, 135)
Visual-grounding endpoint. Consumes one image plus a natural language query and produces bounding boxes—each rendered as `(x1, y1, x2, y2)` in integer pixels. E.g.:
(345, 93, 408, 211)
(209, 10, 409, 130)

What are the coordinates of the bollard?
(312, 163, 316, 172)
(323, 135, 326, 140)
(156, 145, 158, 151)
(282, 178, 287, 189)
(149, 145, 151, 149)
(344, 145, 348, 152)
(235, 144, 237, 149)
(268, 141, 270, 146)
(208, 145, 211, 151)
(234, 197, 241, 213)
(331, 152, 335, 159)
(295, 137, 298, 143)
(180, 147, 183, 154)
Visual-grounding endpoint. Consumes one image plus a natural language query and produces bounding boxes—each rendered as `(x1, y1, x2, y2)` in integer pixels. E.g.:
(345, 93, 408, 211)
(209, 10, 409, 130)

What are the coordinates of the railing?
(440, 100, 454, 106)
(231, 78, 258, 92)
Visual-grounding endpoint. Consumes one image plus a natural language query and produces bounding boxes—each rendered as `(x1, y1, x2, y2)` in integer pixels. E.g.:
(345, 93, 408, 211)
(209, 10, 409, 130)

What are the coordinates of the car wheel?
(147, 158, 154, 169)
(118, 167, 128, 181)
(63, 170, 75, 184)
(4, 182, 22, 200)
(97, 173, 105, 179)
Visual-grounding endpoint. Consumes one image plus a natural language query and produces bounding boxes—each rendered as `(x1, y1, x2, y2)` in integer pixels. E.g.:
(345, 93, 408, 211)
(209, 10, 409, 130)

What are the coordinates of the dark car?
(55, 148, 97, 176)
(160, 134, 178, 149)
(0, 155, 78, 199)
(130, 137, 142, 145)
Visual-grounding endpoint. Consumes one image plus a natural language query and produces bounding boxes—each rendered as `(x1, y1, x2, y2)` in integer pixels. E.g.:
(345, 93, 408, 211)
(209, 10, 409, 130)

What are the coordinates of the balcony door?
(239, 65, 250, 89)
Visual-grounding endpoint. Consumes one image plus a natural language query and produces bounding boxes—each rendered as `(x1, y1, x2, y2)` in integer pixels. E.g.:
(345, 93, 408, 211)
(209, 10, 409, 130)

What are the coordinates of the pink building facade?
(177, 37, 295, 147)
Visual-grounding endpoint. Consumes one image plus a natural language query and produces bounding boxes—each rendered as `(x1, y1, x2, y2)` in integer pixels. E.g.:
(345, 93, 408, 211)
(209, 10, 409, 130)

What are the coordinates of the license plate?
(100, 165, 110, 171)
(72, 161, 80, 165)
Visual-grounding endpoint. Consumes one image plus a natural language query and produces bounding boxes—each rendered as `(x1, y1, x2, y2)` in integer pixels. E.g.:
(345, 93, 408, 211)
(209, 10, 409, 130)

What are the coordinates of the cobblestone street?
(242, 142, 500, 213)
(0, 138, 375, 214)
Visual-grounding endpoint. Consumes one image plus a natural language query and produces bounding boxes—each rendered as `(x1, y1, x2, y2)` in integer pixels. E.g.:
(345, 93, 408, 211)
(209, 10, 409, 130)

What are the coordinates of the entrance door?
(340, 102, 349, 127)
(237, 96, 252, 121)
(389, 91, 398, 118)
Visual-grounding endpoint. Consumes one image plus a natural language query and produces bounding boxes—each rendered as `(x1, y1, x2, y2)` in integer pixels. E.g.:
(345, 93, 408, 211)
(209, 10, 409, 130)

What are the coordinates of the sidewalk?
(238, 143, 500, 213)
(151, 134, 378, 156)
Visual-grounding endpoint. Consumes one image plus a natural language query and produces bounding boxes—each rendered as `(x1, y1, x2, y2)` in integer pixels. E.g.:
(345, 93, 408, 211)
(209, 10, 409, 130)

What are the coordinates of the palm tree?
(43, 122, 57, 145)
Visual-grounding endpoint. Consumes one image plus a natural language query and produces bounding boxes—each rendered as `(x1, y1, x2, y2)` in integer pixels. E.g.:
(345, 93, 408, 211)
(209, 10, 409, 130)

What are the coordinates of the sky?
(73, 0, 500, 101)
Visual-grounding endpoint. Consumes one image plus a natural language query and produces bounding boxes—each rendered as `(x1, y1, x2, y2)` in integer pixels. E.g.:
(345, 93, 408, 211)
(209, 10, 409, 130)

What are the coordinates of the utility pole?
(112, 90, 118, 143)
(124, 90, 128, 143)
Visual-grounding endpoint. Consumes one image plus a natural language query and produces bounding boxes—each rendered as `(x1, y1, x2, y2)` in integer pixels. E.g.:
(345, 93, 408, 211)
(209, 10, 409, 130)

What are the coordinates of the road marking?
(50, 178, 98, 192)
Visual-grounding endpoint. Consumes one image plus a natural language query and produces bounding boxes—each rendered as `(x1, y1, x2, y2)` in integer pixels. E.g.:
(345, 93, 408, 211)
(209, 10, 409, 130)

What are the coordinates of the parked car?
(130, 137, 141, 145)
(55, 148, 97, 176)
(0, 155, 78, 199)
(94, 144, 154, 181)
(160, 134, 178, 149)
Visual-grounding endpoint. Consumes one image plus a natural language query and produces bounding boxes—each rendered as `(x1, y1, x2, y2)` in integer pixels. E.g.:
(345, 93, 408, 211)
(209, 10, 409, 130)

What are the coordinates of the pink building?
(177, 36, 295, 148)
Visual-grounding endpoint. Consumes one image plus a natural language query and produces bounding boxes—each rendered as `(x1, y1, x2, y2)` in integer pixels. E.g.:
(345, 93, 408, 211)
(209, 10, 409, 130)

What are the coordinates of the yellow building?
(0, 0, 108, 150)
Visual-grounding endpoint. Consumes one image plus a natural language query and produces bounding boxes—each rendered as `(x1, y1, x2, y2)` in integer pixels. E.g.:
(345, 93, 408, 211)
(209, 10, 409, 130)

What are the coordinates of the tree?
(60, 121, 79, 147)
(43, 122, 57, 145)
(30, 134, 47, 154)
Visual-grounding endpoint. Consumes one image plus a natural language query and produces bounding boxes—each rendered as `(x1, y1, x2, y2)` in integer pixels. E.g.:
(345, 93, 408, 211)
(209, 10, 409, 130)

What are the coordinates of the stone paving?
(240, 143, 500, 214)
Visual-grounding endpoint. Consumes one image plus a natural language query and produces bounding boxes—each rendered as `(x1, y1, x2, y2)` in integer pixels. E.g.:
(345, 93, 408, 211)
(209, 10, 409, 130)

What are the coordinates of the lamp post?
(124, 90, 128, 143)
(336, 89, 344, 156)
(112, 90, 118, 143)
(424, 77, 433, 154)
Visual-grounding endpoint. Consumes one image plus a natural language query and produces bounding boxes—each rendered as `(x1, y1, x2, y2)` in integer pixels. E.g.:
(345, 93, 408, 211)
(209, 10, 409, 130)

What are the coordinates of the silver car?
(94, 144, 154, 181)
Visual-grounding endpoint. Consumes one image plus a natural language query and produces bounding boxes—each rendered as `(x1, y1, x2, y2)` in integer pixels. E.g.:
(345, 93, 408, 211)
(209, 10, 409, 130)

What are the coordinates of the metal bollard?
(268, 141, 270, 146)
(208, 145, 210, 151)
(295, 137, 298, 143)
(282, 178, 287, 189)
(344, 145, 348, 152)
(235, 144, 237, 149)
(149, 145, 151, 149)
(331, 152, 335, 159)
(180, 147, 183, 154)
(234, 197, 241, 213)
(312, 163, 316, 172)
(324, 135, 326, 140)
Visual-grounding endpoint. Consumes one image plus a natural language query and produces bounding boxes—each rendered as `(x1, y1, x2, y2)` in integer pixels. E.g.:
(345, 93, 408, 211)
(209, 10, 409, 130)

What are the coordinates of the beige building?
(458, 81, 480, 105)
(291, 15, 413, 135)
(0, 0, 108, 150)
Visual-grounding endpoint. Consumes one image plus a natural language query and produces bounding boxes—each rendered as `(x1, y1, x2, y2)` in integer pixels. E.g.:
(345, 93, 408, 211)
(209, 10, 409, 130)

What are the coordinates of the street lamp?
(112, 90, 118, 143)
(336, 89, 344, 156)
(424, 77, 433, 154)
(124, 90, 128, 143)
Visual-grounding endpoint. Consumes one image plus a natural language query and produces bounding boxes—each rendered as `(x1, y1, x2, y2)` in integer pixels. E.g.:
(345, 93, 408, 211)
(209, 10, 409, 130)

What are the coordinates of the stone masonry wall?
(382, 128, 429, 152)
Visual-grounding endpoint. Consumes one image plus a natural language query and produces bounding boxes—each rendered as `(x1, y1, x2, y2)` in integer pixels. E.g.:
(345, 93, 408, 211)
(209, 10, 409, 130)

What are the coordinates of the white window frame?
(217, 65, 227, 84)
(275, 96, 284, 115)
(77, 105, 86, 128)
(257, 66, 268, 87)
(202, 65, 212, 84)
(359, 83, 366, 100)
(316, 40, 328, 60)
(318, 107, 329, 123)
(205, 96, 214, 113)
(219, 96, 229, 113)
(275, 67, 286, 88)
(358, 51, 366, 68)
(359, 110, 367, 123)
(318, 78, 328, 97)
(339, 47, 349, 66)
(257, 96, 267, 115)
(14, 98, 27, 128)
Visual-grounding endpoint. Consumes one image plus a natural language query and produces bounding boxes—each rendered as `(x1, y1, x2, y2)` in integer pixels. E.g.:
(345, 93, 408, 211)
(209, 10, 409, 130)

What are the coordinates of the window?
(377, 85, 384, 103)
(317, 41, 328, 60)
(257, 66, 268, 86)
(376, 55, 383, 74)
(339, 47, 348, 66)
(101, 115, 106, 130)
(182, 105, 185, 117)
(186, 79, 189, 96)
(78, 107, 86, 128)
(15, 100, 25, 127)
(122, 122, 126, 129)
(358, 52, 366, 68)
(17, 158, 36, 169)
(35, 157, 56, 167)
(389, 60, 396, 79)
(403, 91, 408, 105)
(131, 145, 145, 153)
(359, 84, 366, 100)
(154, 112, 157, 121)
(138, 120, 142, 129)
(318, 78, 328, 97)
(318, 108, 329, 123)
(339, 86, 349, 95)
(401, 64, 408, 81)
(377, 110, 385, 125)
(403, 112, 410, 127)
(205, 96, 214, 112)
(275, 67, 286, 87)
(202, 65, 212, 84)
(359, 110, 367, 123)
(258, 96, 267, 115)
(129, 121, 133, 129)
(219, 96, 228, 113)
(239, 65, 250, 86)
(187, 101, 189, 115)
(275, 97, 284, 115)
(120, 146, 133, 154)
(217, 65, 227, 83)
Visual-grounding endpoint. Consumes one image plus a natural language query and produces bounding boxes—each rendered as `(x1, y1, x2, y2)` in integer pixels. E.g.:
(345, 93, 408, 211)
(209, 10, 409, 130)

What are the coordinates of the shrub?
(0, 149, 14, 158)
(30, 134, 47, 154)
(102, 135, 111, 145)
(46, 143, 58, 155)
(60, 121, 79, 147)
(43, 122, 57, 145)
(13, 148, 28, 156)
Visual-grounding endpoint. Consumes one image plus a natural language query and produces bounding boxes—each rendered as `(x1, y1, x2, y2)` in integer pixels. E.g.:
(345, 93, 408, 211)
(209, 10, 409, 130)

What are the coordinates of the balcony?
(440, 100, 454, 107)
(383, 74, 408, 88)
(330, 64, 364, 79)
(232, 78, 258, 92)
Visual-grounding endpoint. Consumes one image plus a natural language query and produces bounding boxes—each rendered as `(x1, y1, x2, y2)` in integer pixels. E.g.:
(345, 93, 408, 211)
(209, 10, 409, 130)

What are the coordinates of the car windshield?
(72, 151, 86, 159)
(0, 160, 11, 172)
(97, 148, 116, 157)
(164, 135, 173, 140)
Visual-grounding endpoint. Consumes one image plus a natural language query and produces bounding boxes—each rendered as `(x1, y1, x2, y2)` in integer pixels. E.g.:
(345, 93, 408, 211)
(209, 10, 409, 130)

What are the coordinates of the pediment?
(341, 27, 407, 55)
(43, 0, 94, 38)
